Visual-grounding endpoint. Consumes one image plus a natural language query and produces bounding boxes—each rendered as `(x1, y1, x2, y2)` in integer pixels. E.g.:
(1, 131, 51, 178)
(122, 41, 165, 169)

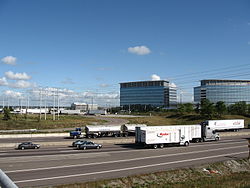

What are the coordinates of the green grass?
(0, 114, 106, 130)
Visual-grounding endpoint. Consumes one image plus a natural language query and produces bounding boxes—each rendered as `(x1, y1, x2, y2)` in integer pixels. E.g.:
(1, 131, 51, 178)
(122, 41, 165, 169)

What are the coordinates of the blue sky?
(0, 0, 250, 106)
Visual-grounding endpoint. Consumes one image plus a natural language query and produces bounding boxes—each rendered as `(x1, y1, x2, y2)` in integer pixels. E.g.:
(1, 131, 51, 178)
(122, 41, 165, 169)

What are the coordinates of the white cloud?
(151, 74, 161, 81)
(5, 71, 31, 80)
(128, 46, 151, 55)
(0, 77, 8, 86)
(4, 90, 22, 98)
(9, 80, 34, 89)
(1, 56, 17, 65)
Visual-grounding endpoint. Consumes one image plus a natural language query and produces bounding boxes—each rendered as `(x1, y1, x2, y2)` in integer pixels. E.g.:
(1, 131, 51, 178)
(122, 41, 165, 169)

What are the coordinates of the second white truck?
(136, 124, 219, 149)
(201, 119, 244, 132)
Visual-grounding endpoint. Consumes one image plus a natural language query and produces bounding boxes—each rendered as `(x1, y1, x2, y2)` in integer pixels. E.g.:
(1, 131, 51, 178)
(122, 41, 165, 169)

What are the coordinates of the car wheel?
(21, 147, 25, 150)
(83, 147, 86, 150)
(184, 141, 189, 146)
(35, 146, 37, 149)
(215, 137, 220, 141)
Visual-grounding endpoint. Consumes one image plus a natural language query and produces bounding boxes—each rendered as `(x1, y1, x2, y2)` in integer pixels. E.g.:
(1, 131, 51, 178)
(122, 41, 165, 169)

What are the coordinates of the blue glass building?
(194, 79, 250, 105)
(120, 80, 177, 108)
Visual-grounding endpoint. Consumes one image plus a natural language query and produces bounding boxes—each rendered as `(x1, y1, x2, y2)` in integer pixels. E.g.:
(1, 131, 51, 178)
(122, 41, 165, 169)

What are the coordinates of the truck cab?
(201, 123, 219, 141)
(70, 128, 82, 138)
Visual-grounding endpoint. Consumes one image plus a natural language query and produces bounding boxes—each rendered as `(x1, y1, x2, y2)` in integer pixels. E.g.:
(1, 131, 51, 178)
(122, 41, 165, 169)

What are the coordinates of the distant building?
(71, 102, 98, 111)
(194, 79, 250, 105)
(120, 80, 177, 109)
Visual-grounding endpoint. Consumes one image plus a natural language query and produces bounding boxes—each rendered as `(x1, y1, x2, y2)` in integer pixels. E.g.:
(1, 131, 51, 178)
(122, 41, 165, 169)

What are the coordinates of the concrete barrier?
(0, 133, 68, 139)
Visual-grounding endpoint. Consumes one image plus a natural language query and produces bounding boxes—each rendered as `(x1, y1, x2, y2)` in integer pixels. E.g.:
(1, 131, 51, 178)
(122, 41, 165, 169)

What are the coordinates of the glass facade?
(120, 80, 177, 108)
(194, 80, 250, 105)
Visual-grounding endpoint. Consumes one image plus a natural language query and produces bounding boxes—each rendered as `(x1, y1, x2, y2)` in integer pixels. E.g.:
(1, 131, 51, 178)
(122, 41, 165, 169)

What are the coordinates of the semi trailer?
(201, 119, 244, 132)
(135, 124, 219, 149)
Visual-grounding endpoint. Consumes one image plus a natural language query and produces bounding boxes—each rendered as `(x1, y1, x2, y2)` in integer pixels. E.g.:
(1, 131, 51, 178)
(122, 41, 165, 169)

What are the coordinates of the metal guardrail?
(0, 169, 18, 188)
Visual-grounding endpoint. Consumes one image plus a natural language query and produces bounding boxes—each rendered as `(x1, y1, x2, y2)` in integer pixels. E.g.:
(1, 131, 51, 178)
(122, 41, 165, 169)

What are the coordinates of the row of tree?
(178, 99, 250, 118)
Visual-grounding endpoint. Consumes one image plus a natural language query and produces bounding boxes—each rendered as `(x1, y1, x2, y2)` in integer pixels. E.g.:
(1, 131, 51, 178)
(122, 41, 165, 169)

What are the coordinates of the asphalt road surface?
(1, 135, 249, 187)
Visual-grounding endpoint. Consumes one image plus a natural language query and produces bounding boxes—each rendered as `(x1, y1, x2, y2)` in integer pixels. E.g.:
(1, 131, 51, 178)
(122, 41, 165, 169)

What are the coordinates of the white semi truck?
(201, 119, 244, 132)
(136, 124, 219, 149)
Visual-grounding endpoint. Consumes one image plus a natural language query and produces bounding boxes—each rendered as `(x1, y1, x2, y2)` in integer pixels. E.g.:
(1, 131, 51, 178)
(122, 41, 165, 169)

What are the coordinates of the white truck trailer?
(135, 126, 190, 149)
(201, 119, 244, 132)
(136, 124, 219, 148)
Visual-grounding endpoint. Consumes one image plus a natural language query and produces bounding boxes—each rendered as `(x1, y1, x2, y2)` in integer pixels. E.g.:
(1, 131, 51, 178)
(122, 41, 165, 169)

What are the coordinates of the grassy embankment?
(54, 159, 250, 188)
(0, 114, 106, 131)
(123, 113, 250, 127)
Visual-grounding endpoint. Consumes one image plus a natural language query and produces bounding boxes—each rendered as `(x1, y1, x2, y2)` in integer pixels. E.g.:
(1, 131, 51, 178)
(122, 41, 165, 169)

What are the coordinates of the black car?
(72, 140, 87, 147)
(17, 142, 40, 150)
(77, 141, 102, 150)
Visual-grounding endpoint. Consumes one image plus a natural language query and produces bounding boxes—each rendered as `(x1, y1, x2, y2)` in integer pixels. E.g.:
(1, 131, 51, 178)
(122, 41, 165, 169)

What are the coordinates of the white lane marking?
(6, 145, 247, 173)
(14, 151, 248, 184)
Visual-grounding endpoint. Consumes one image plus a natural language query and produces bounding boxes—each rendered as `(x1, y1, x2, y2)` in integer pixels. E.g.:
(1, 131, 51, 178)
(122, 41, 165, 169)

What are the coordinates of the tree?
(228, 101, 247, 115)
(200, 99, 215, 119)
(3, 107, 11, 120)
(215, 101, 227, 117)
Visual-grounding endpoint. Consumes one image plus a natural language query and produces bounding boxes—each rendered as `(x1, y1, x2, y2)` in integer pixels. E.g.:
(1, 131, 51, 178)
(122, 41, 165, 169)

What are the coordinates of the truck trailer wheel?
(153, 144, 158, 149)
(160, 144, 164, 149)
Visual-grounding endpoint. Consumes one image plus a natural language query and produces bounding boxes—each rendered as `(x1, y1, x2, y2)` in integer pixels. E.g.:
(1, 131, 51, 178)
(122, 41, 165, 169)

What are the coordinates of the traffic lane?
(11, 144, 248, 187)
(1, 138, 248, 172)
(5, 141, 247, 174)
(1, 134, 248, 154)
(0, 135, 134, 143)
(1, 137, 246, 164)
(0, 143, 130, 158)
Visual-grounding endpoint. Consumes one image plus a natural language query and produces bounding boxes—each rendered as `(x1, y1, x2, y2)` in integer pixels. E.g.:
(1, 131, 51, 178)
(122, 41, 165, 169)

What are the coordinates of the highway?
(1, 135, 249, 187)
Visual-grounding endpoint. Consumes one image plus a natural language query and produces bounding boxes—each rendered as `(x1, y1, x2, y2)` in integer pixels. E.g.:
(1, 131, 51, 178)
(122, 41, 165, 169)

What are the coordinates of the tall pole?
(53, 90, 55, 120)
(57, 88, 59, 120)
(39, 89, 42, 120)
(44, 90, 47, 120)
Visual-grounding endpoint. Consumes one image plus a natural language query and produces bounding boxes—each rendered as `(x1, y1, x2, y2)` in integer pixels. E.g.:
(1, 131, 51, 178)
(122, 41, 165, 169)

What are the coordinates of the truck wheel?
(153, 144, 158, 149)
(184, 142, 189, 146)
(160, 144, 164, 149)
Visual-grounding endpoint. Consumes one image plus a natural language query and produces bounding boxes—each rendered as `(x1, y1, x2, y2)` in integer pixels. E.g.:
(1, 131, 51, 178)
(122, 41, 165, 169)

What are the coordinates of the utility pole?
(39, 89, 42, 120)
(57, 88, 60, 120)
(44, 90, 47, 120)
(53, 90, 55, 120)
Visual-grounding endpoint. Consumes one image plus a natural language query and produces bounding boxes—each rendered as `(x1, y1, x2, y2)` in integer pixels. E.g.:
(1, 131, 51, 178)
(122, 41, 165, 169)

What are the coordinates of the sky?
(0, 0, 250, 106)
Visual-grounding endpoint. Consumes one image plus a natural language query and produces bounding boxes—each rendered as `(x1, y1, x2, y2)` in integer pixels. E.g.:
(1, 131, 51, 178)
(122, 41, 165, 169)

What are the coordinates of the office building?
(194, 79, 250, 105)
(120, 80, 177, 108)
